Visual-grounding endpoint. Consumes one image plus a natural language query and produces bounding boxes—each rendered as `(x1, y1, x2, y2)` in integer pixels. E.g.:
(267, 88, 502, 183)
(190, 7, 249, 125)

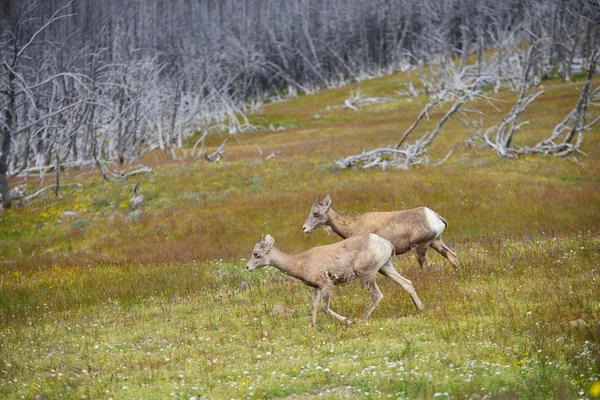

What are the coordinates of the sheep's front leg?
(360, 275, 383, 322)
(311, 288, 321, 326)
(321, 286, 353, 326)
(414, 244, 431, 270)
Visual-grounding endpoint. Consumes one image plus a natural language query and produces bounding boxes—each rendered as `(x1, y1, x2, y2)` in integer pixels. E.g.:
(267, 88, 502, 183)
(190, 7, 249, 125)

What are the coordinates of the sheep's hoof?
(343, 318, 354, 326)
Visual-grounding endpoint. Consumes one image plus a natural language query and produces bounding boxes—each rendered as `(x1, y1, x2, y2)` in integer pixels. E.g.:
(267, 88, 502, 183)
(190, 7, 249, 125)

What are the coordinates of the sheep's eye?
(253, 252, 260, 258)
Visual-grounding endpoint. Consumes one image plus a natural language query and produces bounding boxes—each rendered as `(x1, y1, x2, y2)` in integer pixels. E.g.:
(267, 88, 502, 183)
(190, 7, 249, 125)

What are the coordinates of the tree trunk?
(0, 69, 15, 209)
(0, 131, 12, 209)
(54, 152, 61, 198)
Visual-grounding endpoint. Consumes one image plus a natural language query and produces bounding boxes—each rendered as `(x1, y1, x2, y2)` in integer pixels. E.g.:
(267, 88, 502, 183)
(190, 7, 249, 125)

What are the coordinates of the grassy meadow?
(1, 71, 600, 399)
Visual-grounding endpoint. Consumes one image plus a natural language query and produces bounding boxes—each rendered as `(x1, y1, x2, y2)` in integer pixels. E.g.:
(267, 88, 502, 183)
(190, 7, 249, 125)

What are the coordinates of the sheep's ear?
(258, 235, 264, 243)
(315, 196, 319, 204)
(264, 234, 275, 250)
(323, 195, 332, 209)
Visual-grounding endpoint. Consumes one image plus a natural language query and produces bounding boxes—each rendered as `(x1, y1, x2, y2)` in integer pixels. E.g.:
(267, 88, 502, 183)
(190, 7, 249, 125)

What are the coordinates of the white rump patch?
(425, 208, 446, 238)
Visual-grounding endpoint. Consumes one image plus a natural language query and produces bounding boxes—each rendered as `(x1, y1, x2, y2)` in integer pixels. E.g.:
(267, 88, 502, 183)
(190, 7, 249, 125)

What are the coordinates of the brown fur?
(302, 195, 461, 273)
(246, 234, 423, 326)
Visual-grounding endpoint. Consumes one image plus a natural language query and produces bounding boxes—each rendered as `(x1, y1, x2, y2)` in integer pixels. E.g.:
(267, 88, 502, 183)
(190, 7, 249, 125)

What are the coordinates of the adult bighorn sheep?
(302, 195, 460, 274)
(246, 234, 423, 326)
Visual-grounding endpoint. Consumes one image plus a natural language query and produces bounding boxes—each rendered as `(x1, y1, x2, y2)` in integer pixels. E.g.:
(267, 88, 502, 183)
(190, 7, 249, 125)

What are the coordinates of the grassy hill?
(1, 71, 599, 399)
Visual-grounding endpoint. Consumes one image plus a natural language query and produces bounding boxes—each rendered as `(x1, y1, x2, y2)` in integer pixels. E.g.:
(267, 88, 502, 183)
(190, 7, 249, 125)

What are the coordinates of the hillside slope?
(1, 72, 599, 399)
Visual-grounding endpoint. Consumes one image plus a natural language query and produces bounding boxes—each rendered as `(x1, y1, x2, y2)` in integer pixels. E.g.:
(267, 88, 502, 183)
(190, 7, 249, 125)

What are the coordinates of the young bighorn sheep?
(246, 234, 423, 326)
(302, 195, 460, 273)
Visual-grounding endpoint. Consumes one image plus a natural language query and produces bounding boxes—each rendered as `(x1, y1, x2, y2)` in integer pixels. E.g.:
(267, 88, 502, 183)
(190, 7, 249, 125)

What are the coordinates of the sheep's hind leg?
(321, 287, 353, 326)
(378, 261, 424, 311)
(430, 239, 461, 274)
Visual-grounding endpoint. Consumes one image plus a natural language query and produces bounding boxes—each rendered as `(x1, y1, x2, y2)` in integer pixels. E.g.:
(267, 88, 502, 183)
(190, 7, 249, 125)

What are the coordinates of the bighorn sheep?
(302, 195, 460, 274)
(246, 234, 423, 326)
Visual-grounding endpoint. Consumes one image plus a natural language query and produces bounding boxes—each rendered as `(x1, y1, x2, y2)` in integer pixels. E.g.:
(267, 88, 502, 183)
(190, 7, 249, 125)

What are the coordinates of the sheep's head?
(302, 195, 332, 233)
(246, 234, 275, 271)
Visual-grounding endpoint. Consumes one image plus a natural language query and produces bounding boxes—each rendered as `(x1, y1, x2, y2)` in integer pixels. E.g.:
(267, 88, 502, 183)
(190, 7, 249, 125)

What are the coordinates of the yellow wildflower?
(591, 381, 600, 398)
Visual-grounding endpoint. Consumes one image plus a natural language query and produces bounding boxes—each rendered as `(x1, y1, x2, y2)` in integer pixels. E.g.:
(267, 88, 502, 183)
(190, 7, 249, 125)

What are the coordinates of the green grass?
(1, 238, 599, 399)
(1, 70, 599, 399)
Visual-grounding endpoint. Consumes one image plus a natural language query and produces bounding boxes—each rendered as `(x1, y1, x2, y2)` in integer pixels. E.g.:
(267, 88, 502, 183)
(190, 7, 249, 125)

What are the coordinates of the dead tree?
(401, 65, 497, 156)
(205, 138, 228, 163)
(335, 79, 487, 170)
(395, 94, 445, 149)
(342, 80, 396, 111)
(483, 45, 545, 158)
(528, 48, 599, 157)
(0, 1, 82, 210)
